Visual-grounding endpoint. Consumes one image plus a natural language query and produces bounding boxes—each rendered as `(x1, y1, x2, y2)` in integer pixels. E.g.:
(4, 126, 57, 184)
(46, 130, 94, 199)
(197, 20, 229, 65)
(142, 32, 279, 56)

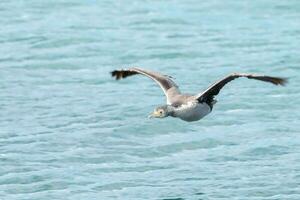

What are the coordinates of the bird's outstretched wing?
(111, 67, 181, 104)
(196, 73, 287, 105)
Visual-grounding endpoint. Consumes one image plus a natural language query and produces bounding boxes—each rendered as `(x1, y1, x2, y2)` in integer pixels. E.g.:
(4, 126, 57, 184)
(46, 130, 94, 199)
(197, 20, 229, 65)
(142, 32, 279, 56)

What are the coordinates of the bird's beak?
(148, 114, 153, 119)
(148, 111, 159, 119)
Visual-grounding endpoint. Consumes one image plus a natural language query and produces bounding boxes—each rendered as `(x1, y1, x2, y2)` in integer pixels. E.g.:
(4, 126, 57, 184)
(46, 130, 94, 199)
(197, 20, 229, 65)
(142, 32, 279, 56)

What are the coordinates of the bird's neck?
(166, 105, 176, 117)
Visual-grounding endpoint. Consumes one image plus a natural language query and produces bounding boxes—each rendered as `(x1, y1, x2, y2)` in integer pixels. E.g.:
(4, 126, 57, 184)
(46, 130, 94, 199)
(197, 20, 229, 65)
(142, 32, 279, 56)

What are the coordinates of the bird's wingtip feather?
(279, 77, 288, 86)
(110, 70, 120, 80)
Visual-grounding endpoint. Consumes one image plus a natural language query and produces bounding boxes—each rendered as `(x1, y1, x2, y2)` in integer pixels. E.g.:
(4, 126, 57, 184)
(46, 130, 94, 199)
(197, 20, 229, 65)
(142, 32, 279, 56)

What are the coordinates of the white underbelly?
(174, 102, 211, 122)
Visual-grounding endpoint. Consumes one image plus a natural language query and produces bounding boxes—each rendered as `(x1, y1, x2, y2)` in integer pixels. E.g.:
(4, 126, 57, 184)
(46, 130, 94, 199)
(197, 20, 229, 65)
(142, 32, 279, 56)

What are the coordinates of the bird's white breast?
(174, 102, 211, 122)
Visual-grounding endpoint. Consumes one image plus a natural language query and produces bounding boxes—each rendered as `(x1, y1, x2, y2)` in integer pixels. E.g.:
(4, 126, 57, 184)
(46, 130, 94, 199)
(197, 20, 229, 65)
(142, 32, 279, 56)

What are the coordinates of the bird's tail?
(208, 99, 217, 110)
(211, 99, 217, 105)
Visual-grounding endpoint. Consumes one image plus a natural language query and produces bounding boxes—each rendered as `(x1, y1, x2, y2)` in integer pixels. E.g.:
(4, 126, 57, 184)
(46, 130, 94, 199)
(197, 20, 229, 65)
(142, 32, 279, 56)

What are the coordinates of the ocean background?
(1, 0, 300, 199)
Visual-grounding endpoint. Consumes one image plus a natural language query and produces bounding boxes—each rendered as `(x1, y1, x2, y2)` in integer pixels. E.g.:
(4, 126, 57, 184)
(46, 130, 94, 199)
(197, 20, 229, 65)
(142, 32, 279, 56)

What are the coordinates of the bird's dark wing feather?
(196, 73, 287, 106)
(111, 67, 181, 104)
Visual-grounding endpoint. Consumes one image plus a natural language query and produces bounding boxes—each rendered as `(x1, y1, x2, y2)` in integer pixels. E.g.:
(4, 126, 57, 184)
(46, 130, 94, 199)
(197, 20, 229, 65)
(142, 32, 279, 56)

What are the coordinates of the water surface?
(1, 0, 300, 199)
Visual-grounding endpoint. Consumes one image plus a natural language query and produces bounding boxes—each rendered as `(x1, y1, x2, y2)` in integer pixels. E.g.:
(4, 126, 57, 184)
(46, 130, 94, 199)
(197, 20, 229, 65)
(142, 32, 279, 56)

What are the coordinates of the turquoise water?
(1, 0, 300, 199)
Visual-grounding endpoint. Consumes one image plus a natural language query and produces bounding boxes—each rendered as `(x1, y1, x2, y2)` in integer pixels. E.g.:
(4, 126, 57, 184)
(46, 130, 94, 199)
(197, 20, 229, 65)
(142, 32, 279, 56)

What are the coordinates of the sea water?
(1, 0, 300, 199)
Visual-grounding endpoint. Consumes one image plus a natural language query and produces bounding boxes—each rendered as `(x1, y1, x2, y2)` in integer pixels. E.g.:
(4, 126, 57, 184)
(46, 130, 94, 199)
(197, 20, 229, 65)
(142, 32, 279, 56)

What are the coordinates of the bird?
(111, 67, 287, 122)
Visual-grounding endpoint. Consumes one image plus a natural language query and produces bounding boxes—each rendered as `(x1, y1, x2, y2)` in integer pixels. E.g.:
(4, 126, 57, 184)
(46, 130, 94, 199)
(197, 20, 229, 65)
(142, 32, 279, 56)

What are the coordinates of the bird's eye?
(159, 110, 163, 114)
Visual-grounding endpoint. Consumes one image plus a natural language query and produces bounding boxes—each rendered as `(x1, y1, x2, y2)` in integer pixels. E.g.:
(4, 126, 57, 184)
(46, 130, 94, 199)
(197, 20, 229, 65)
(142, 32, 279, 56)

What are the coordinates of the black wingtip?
(110, 70, 120, 80)
(281, 78, 288, 86)
(110, 69, 138, 80)
(275, 77, 288, 86)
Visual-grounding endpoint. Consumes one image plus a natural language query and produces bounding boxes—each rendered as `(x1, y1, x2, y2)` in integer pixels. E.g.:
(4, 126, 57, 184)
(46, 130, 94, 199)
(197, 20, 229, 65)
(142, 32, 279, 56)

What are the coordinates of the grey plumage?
(111, 67, 180, 105)
(111, 68, 287, 122)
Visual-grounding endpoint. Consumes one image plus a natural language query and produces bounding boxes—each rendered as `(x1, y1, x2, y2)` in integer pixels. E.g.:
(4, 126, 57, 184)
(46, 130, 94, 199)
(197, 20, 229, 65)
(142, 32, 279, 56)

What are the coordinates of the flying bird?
(111, 68, 286, 122)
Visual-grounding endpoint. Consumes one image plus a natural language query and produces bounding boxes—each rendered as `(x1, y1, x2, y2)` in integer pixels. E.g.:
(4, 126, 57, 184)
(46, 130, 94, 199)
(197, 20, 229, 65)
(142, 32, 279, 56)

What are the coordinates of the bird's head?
(148, 105, 171, 119)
